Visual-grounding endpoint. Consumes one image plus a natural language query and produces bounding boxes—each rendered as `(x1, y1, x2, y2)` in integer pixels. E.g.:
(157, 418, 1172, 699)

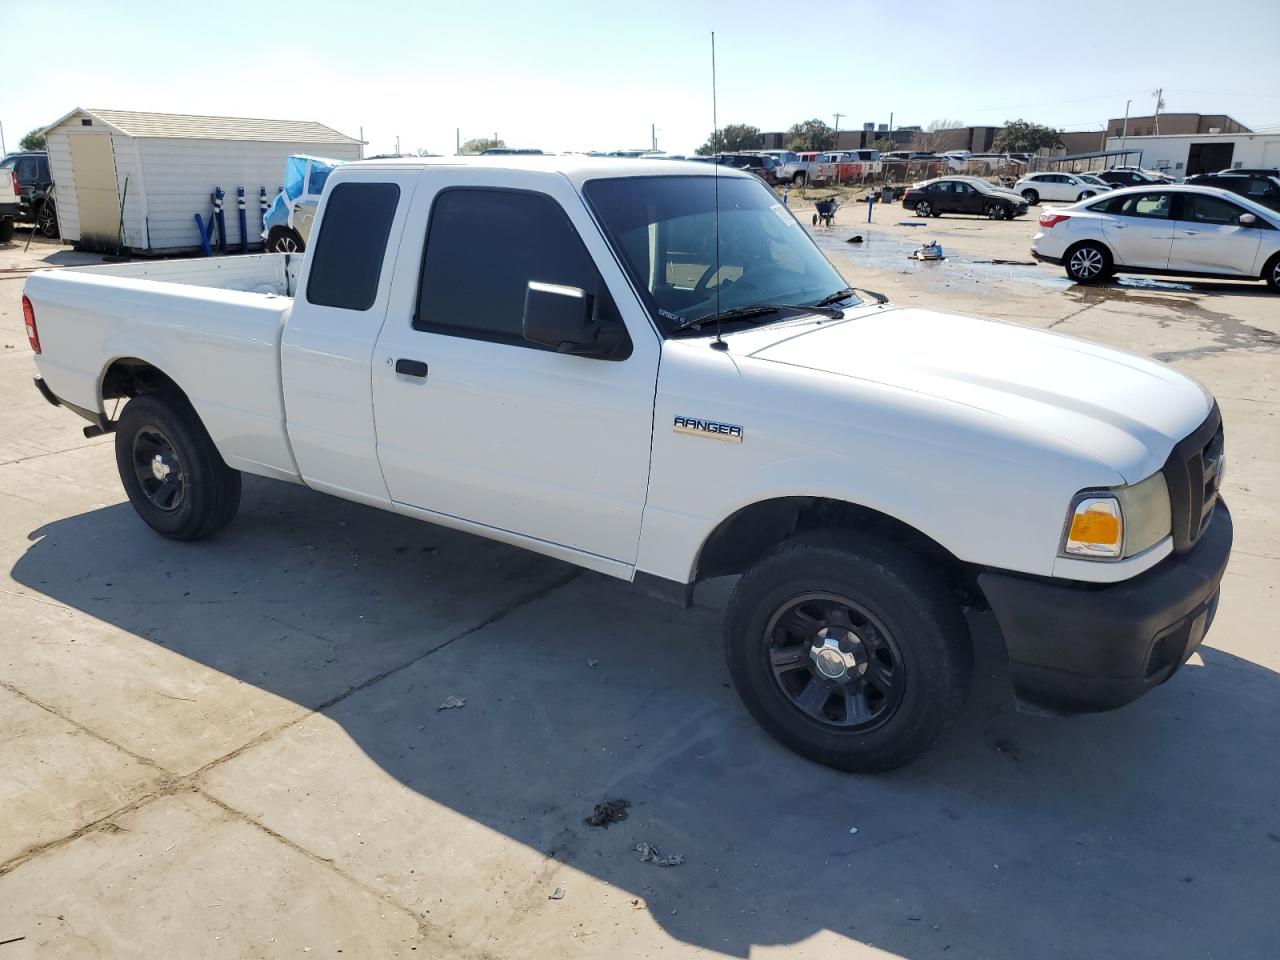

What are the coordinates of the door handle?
(394, 358, 429, 378)
(1113, 222, 1127, 229)
(1181, 230, 1199, 236)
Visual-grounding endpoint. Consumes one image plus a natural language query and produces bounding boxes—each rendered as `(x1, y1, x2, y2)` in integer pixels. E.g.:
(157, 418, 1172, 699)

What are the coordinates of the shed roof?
(44, 108, 362, 144)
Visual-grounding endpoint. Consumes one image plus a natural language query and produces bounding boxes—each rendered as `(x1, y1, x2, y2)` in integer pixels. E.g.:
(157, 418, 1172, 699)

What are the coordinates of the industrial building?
(1102, 130, 1280, 176)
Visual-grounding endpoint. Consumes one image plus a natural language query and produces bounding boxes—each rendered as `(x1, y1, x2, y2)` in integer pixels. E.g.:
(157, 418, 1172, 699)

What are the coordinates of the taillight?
(10, 171, 17, 197)
(23, 296, 40, 354)
(1039, 212, 1071, 227)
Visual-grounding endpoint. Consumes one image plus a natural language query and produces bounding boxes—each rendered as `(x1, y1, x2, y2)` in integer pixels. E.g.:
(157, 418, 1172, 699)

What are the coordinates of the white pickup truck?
(23, 157, 1232, 771)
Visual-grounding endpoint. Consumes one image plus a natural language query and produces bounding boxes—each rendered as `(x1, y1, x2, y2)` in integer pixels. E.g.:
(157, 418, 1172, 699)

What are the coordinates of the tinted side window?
(1184, 195, 1247, 225)
(1104, 192, 1172, 219)
(305, 181, 401, 311)
(415, 189, 603, 346)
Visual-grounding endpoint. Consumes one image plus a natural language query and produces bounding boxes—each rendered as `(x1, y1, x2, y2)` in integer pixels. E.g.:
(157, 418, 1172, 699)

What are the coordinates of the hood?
(985, 186, 1027, 202)
(739, 306, 1212, 482)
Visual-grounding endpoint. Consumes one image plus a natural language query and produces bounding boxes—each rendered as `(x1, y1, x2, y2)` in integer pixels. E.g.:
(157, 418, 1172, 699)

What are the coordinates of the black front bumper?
(979, 501, 1232, 713)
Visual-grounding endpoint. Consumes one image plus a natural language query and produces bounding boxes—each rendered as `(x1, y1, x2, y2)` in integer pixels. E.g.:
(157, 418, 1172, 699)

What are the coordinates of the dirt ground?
(1, 214, 1278, 959)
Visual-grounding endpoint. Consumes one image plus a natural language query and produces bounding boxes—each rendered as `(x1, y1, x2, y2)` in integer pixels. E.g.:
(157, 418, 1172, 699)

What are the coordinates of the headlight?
(1060, 471, 1171, 561)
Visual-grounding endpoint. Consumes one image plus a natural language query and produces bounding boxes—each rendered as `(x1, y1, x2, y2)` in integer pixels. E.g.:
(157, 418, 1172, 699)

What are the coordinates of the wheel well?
(1262, 250, 1280, 280)
(1063, 238, 1112, 263)
(101, 358, 187, 410)
(694, 496, 985, 607)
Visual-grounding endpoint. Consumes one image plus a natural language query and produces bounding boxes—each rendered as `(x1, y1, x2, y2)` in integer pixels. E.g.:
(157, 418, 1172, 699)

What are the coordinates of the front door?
(1168, 193, 1263, 276)
(371, 171, 660, 567)
(1100, 190, 1176, 268)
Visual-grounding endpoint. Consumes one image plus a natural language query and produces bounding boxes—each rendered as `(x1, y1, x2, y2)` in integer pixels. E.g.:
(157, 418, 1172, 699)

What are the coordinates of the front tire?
(1264, 253, 1280, 293)
(1065, 241, 1112, 284)
(986, 202, 1005, 220)
(0, 219, 13, 244)
(1077, 190, 1095, 201)
(724, 533, 972, 772)
(1021, 189, 1039, 205)
(114, 391, 242, 541)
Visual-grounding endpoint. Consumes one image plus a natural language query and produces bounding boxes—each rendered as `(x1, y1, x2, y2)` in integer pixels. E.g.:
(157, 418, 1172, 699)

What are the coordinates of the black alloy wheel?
(765, 592, 905, 730)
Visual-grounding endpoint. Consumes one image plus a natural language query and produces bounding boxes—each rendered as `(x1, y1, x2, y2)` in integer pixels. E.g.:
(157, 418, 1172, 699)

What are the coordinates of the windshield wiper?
(812, 287, 859, 307)
(674, 301, 843, 334)
(850, 286, 888, 305)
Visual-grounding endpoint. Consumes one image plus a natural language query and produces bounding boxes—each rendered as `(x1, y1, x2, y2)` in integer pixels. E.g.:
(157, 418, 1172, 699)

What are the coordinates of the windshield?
(584, 175, 850, 334)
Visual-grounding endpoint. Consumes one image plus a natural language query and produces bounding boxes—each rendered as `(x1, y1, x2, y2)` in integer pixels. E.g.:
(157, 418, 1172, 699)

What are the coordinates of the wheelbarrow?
(812, 198, 839, 226)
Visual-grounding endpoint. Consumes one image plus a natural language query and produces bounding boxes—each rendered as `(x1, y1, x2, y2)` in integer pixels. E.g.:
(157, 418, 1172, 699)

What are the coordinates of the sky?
(5, 0, 1280, 157)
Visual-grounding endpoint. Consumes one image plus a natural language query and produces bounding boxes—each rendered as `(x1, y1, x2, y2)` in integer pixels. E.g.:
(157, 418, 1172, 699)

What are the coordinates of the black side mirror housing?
(522, 281, 628, 359)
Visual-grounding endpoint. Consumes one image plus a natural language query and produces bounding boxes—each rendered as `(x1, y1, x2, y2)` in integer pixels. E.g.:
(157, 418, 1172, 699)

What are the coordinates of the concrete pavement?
(1, 220, 1278, 959)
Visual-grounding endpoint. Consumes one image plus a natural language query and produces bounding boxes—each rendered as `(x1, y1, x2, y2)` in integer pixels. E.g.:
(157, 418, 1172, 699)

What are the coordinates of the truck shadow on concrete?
(12, 477, 1280, 959)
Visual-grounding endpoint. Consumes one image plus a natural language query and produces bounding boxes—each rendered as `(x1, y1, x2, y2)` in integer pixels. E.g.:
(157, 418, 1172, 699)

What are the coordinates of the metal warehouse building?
(1103, 131, 1280, 177)
(43, 108, 363, 254)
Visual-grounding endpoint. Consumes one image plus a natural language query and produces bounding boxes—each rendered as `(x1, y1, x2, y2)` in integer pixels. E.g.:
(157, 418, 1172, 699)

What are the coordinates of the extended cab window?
(305, 182, 400, 311)
(415, 188, 611, 346)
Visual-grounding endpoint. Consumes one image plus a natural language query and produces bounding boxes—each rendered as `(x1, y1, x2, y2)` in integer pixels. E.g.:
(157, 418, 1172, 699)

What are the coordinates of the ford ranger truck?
(22, 157, 1232, 771)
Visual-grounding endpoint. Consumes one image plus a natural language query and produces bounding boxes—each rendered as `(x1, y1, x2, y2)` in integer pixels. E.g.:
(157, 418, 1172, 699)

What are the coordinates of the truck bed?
(26, 253, 303, 483)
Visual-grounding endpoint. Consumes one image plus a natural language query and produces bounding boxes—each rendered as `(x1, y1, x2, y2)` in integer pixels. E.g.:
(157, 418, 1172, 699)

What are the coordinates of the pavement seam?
(195, 789, 450, 950)
(0, 438, 112, 467)
(0, 679, 171, 773)
(1046, 302, 1098, 330)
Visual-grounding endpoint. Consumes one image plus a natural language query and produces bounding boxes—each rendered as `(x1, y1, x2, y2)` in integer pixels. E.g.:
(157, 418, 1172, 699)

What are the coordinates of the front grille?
(1161, 405, 1223, 554)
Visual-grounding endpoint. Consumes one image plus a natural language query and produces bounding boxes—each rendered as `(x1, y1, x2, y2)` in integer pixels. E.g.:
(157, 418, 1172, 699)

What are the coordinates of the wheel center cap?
(809, 630, 867, 682)
(151, 454, 171, 481)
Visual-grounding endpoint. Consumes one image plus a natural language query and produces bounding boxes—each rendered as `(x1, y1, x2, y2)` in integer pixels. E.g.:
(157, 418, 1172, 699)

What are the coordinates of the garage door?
(68, 134, 120, 248)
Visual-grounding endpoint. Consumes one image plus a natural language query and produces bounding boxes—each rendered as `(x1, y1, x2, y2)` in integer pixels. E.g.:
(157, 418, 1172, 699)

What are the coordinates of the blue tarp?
(262, 155, 346, 237)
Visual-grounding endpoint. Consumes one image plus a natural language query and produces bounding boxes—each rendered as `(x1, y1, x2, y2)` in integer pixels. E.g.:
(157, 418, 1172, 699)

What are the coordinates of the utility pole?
(888, 112, 894, 149)
(395, 134, 400, 155)
(832, 112, 844, 149)
(651, 123, 657, 152)
(1152, 88, 1164, 136)
(456, 128, 460, 156)
(1120, 99, 1130, 154)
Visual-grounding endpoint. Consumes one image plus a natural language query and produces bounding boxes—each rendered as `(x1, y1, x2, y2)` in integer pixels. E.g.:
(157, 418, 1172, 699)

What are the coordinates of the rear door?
(1168, 193, 1264, 276)
(370, 170, 661, 569)
(1098, 190, 1176, 268)
(931, 181, 956, 212)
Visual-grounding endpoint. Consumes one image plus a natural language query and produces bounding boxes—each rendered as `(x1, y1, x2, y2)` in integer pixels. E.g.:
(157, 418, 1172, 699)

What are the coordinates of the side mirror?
(1239, 213, 1257, 227)
(522, 281, 627, 359)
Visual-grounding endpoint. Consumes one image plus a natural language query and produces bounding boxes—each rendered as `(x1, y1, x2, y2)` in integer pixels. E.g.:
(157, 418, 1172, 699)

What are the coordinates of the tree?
(19, 128, 45, 151)
(694, 123, 763, 156)
(992, 119, 1062, 154)
(460, 137, 504, 154)
(786, 119, 836, 152)
(919, 119, 965, 153)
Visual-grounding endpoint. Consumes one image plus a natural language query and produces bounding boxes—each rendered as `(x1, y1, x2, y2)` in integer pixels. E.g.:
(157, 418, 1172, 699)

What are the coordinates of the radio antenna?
(710, 30, 727, 351)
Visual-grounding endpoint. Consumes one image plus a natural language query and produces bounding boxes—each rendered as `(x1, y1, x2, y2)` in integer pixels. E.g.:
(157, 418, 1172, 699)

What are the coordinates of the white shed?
(43, 108, 363, 254)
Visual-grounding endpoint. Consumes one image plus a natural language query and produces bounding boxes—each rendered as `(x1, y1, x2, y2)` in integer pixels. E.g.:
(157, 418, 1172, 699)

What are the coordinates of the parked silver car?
(1031, 185, 1280, 291)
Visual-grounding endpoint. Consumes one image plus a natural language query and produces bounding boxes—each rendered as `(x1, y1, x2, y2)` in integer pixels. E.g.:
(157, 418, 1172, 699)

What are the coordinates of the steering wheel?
(692, 263, 725, 299)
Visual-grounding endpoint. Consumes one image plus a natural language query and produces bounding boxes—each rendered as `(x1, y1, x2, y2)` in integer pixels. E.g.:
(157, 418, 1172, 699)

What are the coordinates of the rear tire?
(266, 226, 304, 253)
(114, 391, 242, 541)
(1022, 189, 1039, 205)
(1064, 241, 1112, 284)
(724, 532, 972, 772)
(914, 201, 932, 218)
(0, 218, 13, 243)
(36, 199, 59, 238)
(792, 172, 807, 186)
(1264, 253, 1280, 293)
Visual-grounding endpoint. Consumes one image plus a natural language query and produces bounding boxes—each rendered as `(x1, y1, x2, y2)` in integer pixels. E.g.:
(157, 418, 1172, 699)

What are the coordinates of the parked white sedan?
(1031, 184, 1280, 291)
(1015, 172, 1111, 205)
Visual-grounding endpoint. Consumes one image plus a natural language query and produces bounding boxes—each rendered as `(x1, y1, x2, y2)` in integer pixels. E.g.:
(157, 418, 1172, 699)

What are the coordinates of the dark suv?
(714, 153, 780, 184)
(1182, 172, 1280, 213)
(0, 151, 57, 237)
